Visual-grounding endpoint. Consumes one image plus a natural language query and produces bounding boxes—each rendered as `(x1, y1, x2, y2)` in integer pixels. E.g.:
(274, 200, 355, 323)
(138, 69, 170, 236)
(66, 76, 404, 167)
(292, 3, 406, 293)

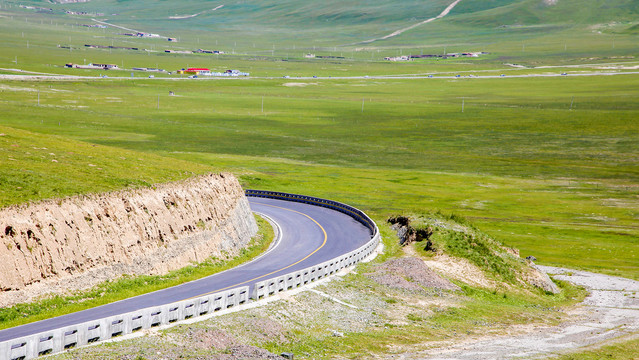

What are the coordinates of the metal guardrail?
(245, 190, 380, 300)
(1, 191, 379, 360)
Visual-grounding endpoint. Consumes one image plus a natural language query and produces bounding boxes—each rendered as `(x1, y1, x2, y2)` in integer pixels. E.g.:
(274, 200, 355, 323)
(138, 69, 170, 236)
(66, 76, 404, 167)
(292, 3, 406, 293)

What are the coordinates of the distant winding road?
(0, 197, 372, 343)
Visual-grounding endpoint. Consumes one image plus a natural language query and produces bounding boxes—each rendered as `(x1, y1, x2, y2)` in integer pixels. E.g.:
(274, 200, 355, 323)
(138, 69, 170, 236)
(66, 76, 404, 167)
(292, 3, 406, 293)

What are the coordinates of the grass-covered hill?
(9, 0, 639, 47)
(1, 0, 635, 76)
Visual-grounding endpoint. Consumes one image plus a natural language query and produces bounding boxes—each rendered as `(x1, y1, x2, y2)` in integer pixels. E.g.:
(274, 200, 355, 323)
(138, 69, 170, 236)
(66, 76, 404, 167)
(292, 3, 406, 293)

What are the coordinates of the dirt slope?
(0, 173, 257, 306)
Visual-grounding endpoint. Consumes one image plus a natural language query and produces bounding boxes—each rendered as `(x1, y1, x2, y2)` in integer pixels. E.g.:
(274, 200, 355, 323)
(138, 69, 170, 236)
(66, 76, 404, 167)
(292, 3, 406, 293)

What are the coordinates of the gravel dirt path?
(359, 0, 462, 44)
(404, 266, 639, 359)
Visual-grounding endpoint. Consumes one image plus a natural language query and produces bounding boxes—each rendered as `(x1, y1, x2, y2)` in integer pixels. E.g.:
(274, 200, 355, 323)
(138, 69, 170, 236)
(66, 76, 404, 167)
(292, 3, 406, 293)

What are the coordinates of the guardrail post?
(25, 334, 38, 359)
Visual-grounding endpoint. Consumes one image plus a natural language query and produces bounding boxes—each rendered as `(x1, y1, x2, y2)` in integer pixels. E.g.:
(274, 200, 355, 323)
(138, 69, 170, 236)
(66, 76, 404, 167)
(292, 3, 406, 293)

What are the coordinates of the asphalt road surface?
(0, 196, 372, 342)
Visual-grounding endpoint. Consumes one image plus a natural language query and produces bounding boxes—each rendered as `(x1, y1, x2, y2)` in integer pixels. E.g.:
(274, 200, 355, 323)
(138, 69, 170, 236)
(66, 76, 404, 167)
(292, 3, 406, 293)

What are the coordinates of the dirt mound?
(218, 345, 283, 360)
(424, 253, 497, 289)
(185, 328, 239, 350)
(370, 257, 460, 291)
(248, 317, 288, 343)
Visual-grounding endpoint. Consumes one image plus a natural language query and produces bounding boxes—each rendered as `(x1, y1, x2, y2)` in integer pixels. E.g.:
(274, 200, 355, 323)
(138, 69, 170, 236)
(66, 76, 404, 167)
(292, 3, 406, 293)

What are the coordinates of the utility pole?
(570, 96, 574, 110)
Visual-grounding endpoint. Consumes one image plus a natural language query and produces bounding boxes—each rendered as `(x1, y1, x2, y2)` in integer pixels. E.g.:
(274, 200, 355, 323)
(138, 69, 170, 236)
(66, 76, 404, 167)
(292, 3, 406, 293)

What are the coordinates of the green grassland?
(1, 73, 637, 279)
(0, 0, 638, 357)
(548, 336, 639, 360)
(0, 0, 638, 78)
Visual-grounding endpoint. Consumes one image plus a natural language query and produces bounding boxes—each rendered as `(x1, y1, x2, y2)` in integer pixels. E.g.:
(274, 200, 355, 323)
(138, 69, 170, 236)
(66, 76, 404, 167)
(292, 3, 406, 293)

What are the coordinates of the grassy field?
(1, 73, 637, 279)
(548, 336, 639, 360)
(0, 0, 638, 357)
(1, 0, 638, 77)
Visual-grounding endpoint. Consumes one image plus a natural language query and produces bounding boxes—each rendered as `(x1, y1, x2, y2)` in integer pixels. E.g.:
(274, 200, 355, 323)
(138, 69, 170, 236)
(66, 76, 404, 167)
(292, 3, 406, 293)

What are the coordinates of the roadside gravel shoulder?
(416, 266, 639, 359)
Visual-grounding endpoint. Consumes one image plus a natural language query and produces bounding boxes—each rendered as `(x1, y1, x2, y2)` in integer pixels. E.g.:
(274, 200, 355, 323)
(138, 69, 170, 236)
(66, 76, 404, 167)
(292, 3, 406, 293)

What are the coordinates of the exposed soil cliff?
(0, 173, 257, 306)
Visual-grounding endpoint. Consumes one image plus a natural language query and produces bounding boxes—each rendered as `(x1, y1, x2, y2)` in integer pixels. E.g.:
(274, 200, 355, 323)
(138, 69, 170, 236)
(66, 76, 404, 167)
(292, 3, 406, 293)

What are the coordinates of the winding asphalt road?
(0, 196, 372, 342)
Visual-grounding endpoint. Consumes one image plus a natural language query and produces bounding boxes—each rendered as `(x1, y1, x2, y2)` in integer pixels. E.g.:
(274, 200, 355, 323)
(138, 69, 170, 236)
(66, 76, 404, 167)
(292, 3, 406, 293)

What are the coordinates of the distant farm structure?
(65, 63, 119, 70)
(176, 68, 249, 76)
(384, 52, 489, 61)
(193, 49, 225, 54)
(165, 49, 225, 55)
(85, 44, 140, 51)
(122, 32, 161, 38)
(82, 24, 107, 29)
(132, 67, 166, 72)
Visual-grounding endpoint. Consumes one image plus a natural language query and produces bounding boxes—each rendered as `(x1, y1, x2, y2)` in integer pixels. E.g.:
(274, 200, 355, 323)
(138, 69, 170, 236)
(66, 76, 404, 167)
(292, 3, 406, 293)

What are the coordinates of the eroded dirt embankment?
(0, 173, 257, 306)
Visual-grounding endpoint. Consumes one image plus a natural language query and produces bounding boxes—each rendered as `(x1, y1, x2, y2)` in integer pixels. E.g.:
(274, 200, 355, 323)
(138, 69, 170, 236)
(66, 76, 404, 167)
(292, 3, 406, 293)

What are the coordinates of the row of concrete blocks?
(253, 232, 380, 299)
(1, 286, 249, 360)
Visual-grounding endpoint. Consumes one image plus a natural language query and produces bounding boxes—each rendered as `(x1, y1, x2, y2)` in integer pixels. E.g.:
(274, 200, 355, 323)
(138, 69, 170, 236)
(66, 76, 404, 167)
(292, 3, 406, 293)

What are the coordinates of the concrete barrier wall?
(1, 191, 378, 360)
(245, 190, 377, 235)
(1, 286, 249, 360)
(248, 190, 380, 300)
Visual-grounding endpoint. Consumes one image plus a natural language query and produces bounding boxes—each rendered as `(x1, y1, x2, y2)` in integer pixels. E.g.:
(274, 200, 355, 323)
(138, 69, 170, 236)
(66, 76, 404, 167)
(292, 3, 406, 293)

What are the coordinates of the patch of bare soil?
(424, 253, 498, 289)
(392, 266, 639, 359)
(183, 328, 238, 350)
(246, 317, 287, 343)
(216, 345, 282, 360)
(369, 257, 460, 292)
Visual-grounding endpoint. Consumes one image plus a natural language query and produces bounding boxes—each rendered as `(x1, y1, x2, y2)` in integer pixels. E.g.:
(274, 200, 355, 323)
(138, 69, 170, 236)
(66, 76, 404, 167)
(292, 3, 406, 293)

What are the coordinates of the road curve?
(0, 196, 372, 342)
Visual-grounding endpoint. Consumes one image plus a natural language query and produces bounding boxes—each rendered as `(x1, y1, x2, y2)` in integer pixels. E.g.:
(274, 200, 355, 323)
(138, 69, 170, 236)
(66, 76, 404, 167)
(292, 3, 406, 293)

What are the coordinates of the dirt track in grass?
(396, 266, 639, 359)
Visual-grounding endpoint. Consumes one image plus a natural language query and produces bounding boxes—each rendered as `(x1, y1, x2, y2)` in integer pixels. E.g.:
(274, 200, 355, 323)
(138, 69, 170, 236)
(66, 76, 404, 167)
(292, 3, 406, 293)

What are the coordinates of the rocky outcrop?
(0, 173, 257, 305)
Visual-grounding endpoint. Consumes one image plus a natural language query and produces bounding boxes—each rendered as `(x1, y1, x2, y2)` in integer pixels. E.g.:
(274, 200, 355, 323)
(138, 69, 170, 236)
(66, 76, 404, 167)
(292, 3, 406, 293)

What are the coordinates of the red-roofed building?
(184, 67, 210, 75)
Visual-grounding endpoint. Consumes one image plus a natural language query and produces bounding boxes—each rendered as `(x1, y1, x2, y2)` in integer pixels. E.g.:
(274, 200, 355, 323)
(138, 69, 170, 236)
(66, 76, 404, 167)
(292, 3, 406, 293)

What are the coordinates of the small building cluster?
(122, 32, 161, 38)
(384, 55, 411, 61)
(132, 67, 166, 72)
(65, 10, 104, 16)
(63, 62, 249, 76)
(176, 68, 249, 76)
(85, 44, 139, 51)
(65, 63, 119, 70)
(82, 24, 107, 29)
(165, 49, 225, 54)
(384, 52, 489, 61)
(193, 49, 225, 54)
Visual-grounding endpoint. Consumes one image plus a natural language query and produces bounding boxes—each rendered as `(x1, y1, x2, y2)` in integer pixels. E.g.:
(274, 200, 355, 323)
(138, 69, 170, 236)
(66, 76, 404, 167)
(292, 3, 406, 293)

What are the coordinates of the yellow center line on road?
(183, 203, 328, 300)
